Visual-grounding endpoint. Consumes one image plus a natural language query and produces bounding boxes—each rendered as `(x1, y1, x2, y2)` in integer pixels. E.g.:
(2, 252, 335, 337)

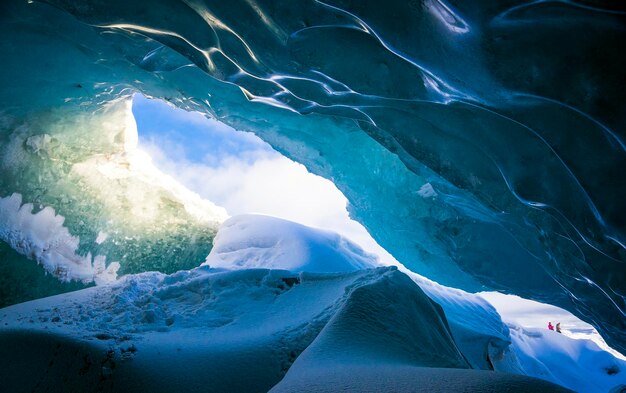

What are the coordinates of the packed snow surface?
(481, 291, 626, 392)
(481, 291, 626, 361)
(0, 265, 569, 393)
(2, 215, 623, 392)
(507, 324, 626, 393)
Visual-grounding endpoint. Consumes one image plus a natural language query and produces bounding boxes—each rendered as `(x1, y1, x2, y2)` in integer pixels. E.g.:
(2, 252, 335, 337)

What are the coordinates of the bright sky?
(132, 93, 397, 265)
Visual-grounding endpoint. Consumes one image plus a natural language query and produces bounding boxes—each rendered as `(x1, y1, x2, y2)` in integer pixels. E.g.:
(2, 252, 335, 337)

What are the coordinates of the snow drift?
(204, 215, 626, 392)
(208, 215, 518, 373)
(506, 324, 626, 392)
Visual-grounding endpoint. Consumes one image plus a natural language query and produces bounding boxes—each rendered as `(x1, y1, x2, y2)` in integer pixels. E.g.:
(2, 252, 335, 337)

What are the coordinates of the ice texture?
(0, 0, 624, 353)
(0, 193, 118, 284)
(0, 91, 228, 294)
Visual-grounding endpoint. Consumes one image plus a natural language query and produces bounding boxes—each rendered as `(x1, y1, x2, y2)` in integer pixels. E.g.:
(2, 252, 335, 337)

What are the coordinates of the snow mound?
(0, 266, 487, 392)
(411, 273, 520, 372)
(204, 214, 378, 273)
(279, 268, 469, 369)
(0, 193, 118, 284)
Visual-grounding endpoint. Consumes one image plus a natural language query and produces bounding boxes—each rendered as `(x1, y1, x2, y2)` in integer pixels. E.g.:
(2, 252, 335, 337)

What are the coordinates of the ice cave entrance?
(131, 93, 396, 264)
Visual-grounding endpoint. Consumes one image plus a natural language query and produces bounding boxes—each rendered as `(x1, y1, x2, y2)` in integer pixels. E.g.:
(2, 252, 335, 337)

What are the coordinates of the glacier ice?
(0, 193, 119, 285)
(0, 92, 227, 289)
(0, 0, 624, 357)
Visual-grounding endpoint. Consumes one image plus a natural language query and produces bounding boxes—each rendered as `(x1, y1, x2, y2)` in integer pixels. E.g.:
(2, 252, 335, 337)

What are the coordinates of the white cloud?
(133, 93, 399, 265)
(138, 138, 397, 265)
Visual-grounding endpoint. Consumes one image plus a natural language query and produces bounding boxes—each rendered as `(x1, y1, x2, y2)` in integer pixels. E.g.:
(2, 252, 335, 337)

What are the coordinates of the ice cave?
(0, 0, 625, 392)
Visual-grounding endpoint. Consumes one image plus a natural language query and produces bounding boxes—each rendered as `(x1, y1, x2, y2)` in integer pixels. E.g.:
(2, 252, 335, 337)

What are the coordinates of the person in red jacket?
(548, 322, 554, 331)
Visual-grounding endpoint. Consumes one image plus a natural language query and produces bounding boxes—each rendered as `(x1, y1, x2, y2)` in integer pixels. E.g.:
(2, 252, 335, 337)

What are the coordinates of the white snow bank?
(267, 268, 567, 393)
(0, 193, 118, 284)
(204, 214, 378, 273)
(479, 292, 626, 392)
(480, 291, 625, 360)
(506, 324, 626, 392)
(206, 215, 522, 372)
(276, 268, 468, 369)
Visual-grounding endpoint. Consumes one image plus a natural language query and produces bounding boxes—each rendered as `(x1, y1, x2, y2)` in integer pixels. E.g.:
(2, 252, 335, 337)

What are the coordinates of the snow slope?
(505, 324, 626, 393)
(411, 274, 521, 373)
(479, 292, 626, 392)
(205, 216, 523, 372)
(481, 291, 626, 361)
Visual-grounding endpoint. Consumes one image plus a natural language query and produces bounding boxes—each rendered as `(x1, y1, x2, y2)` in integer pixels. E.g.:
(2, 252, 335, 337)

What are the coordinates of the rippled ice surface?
(0, 0, 624, 353)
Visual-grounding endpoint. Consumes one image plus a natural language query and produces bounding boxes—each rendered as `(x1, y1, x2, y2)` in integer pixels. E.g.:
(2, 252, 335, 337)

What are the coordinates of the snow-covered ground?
(480, 292, 626, 392)
(506, 324, 626, 392)
(0, 215, 623, 392)
(480, 292, 625, 361)
(0, 267, 567, 393)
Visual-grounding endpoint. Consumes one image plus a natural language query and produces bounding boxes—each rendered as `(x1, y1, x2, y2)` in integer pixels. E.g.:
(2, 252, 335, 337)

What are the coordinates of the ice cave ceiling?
(0, 0, 624, 353)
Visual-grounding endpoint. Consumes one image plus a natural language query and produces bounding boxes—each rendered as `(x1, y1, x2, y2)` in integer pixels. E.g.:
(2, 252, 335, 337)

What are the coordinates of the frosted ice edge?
(0, 193, 119, 285)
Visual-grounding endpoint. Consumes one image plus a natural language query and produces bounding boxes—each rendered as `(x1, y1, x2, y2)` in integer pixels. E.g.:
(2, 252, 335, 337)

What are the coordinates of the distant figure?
(548, 322, 554, 331)
(556, 322, 561, 333)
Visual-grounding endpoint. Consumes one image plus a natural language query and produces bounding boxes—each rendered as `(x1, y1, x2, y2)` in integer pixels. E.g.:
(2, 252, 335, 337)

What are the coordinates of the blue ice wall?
(0, 1, 624, 352)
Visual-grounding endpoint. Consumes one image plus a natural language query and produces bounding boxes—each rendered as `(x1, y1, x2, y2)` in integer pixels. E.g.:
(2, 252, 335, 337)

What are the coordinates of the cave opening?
(130, 93, 397, 267)
(1, 0, 625, 390)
